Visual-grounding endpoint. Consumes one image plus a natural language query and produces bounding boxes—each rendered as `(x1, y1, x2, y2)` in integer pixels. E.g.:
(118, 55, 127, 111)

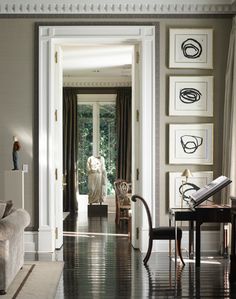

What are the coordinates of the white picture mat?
(169, 28, 213, 69)
(169, 76, 213, 116)
(169, 124, 213, 164)
(169, 171, 214, 208)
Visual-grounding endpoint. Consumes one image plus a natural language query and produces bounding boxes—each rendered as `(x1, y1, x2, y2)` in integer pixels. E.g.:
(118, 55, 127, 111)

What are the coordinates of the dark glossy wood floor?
(54, 210, 236, 299)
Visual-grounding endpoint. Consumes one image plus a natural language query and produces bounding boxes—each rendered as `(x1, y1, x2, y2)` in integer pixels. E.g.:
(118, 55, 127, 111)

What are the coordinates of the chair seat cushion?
(151, 226, 182, 240)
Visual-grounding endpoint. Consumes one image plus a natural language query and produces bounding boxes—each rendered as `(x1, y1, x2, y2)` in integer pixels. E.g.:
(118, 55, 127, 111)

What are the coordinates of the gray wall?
(0, 19, 35, 227)
(0, 16, 232, 229)
(158, 18, 232, 225)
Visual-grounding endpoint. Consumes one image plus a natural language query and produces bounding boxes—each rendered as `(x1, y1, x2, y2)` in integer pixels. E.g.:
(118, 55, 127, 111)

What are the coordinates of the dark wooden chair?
(131, 194, 185, 266)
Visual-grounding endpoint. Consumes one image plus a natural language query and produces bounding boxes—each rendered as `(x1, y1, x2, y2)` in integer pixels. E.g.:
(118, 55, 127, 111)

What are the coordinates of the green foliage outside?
(77, 103, 117, 195)
(77, 105, 93, 195)
(99, 104, 117, 195)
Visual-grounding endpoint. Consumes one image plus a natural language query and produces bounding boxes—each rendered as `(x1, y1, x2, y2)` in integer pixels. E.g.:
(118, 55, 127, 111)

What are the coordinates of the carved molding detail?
(63, 81, 131, 87)
(0, 2, 235, 14)
(63, 76, 131, 87)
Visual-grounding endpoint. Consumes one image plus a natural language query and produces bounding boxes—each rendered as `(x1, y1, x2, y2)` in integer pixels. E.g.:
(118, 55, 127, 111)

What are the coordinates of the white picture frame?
(169, 124, 213, 164)
(169, 28, 213, 69)
(169, 76, 213, 116)
(169, 171, 214, 209)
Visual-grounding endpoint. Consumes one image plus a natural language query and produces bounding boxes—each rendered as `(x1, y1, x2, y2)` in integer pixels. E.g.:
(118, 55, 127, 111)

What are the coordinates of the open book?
(188, 176, 232, 209)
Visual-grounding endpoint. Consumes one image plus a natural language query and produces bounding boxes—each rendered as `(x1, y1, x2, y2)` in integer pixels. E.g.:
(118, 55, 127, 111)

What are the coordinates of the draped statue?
(87, 156, 107, 204)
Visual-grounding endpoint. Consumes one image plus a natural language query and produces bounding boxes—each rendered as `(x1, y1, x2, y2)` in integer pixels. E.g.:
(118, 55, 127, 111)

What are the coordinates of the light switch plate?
(23, 164, 28, 173)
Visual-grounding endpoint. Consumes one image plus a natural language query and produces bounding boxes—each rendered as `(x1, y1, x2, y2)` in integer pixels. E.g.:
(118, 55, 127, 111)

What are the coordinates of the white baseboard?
(140, 228, 222, 253)
(25, 229, 223, 254)
(24, 231, 38, 252)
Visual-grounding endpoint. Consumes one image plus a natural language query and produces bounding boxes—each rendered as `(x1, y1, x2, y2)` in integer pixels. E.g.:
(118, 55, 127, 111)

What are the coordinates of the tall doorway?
(62, 44, 133, 214)
(38, 25, 156, 252)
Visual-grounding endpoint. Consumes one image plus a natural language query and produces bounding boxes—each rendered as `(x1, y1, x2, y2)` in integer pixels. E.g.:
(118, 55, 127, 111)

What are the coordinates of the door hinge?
(136, 168, 139, 181)
(55, 168, 58, 180)
(55, 109, 58, 122)
(63, 174, 67, 189)
(136, 109, 139, 122)
(136, 51, 140, 64)
(55, 227, 58, 239)
(55, 51, 58, 64)
(136, 227, 139, 240)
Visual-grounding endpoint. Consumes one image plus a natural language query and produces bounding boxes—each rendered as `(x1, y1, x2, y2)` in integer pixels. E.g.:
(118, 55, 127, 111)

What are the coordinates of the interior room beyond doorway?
(62, 44, 133, 227)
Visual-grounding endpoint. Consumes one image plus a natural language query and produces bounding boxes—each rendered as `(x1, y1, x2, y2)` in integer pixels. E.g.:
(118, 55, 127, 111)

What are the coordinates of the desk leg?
(196, 221, 201, 267)
(189, 220, 194, 259)
(169, 218, 172, 258)
(223, 223, 228, 258)
(230, 211, 236, 281)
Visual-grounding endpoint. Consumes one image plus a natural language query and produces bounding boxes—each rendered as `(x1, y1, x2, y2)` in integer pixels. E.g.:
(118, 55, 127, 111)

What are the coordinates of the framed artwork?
(169, 171, 213, 209)
(169, 76, 213, 116)
(169, 124, 213, 164)
(169, 28, 213, 69)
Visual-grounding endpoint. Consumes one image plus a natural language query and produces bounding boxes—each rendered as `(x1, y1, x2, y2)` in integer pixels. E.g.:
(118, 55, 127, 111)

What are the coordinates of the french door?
(77, 94, 117, 196)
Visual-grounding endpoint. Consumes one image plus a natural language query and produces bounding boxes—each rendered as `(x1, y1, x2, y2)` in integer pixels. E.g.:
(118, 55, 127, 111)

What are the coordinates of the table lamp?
(181, 169, 193, 208)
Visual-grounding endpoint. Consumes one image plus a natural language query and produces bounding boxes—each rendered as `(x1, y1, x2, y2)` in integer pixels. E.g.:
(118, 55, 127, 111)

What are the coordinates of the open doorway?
(38, 25, 156, 253)
(62, 44, 133, 219)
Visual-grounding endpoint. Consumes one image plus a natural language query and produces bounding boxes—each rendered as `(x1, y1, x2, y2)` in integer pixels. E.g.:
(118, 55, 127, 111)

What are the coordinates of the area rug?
(1, 261, 64, 299)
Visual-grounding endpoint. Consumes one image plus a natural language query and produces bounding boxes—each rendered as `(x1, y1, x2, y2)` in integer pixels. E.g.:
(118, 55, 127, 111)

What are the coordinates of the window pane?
(99, 104, 117, 195)
(77, 104, 93, 194)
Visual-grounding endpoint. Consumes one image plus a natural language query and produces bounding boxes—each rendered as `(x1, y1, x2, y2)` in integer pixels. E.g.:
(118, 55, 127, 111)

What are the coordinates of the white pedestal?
(4, 170, 24, 209)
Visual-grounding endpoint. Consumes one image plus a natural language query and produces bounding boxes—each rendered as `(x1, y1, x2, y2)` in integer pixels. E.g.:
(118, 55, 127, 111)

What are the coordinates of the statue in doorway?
(12, 136, 21, 170)
(87, 155, 107, 204)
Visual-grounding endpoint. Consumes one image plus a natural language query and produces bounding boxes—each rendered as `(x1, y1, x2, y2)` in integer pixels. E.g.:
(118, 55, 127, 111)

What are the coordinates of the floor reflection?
(43, 210, 233, 298)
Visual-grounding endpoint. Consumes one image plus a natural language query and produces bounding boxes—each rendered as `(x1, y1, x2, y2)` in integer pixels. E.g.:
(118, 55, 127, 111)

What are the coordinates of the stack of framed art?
(168, 28, 214, 208)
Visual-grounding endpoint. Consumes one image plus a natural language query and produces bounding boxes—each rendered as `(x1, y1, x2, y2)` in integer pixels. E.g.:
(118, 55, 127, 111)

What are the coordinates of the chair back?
(131, 194, 153, 232)
(114, 179, 131, 205)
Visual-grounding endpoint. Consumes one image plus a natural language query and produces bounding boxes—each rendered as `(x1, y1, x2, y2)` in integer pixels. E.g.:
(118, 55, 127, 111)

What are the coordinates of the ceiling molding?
(63, 76, 131, 87)
(0, 1, 235, 15)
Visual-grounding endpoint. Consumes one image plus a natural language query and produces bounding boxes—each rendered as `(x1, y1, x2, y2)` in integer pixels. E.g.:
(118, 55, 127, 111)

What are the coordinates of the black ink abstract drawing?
(178, 182, 200, 203)
(180, 135, 203, 154)
(181, 38, 202, 59)
(179, 88, 202, 104)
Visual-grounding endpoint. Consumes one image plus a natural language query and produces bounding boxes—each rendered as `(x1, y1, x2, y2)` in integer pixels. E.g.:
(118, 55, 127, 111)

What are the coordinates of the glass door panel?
(99, 104, 117, 195)
(77, 101, 117, 195)
(77, 104, 93, 194)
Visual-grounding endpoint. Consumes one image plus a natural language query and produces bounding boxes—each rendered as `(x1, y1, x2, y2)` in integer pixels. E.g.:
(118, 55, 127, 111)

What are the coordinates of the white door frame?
(38, 25, 156, 252)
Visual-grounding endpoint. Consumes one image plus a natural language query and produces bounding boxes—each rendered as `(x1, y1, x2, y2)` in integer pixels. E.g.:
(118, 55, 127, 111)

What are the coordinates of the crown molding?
(0, 1, 235, 15)
(63, 76, 131, 87)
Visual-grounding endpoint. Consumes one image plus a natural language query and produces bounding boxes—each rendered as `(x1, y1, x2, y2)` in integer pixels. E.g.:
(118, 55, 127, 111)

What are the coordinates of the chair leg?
(143, 238, 153, 265)
(177, 239, 185, 266)
(116, 206, 120, 225)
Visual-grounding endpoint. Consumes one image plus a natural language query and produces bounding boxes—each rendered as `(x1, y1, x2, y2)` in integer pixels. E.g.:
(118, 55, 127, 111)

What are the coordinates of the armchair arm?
(0, 209, 30, 241)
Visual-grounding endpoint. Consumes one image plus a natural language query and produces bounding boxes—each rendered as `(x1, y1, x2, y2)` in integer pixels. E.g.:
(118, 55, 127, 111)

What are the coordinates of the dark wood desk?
(169, 205, 231, 267)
